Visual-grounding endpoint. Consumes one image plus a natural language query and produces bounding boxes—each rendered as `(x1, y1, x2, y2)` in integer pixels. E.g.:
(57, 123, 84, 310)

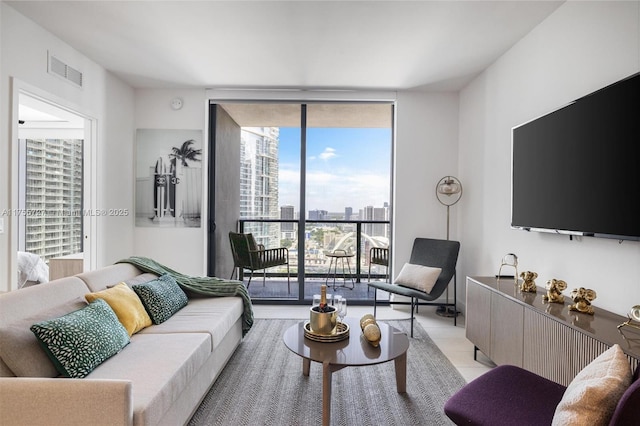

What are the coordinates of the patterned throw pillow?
(132, 274, 188, 324)
(30, 299, 130, 378)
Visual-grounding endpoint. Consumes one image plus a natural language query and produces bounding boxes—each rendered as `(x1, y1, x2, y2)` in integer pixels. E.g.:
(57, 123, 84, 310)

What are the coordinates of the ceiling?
(6, 1, 564, 91)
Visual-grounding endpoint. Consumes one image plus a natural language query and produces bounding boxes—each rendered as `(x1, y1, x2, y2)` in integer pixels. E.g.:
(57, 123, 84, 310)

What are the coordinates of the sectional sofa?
(0, 262, 249, 426)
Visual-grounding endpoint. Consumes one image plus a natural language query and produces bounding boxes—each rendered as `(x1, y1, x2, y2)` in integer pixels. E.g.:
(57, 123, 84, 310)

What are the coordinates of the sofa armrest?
(0, 377, 133, 426)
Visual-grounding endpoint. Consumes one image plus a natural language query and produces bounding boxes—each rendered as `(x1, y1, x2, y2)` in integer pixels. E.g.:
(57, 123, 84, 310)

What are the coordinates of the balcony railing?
(237, 218, 390, 282)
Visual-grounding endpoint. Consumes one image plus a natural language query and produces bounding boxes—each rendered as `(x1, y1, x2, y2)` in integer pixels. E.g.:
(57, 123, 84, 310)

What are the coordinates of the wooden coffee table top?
(283, 317, 409, 367)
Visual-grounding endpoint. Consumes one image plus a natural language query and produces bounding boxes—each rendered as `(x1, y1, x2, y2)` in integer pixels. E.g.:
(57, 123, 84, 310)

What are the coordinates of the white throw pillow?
(552, 344, 632, 426)
(395, 263, 442, 293)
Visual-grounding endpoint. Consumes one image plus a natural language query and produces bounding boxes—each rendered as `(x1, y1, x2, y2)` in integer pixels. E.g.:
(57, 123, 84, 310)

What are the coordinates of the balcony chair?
(367, 247, 389, 293)
(444, 359, 640, 425)
(229, 232, 291, 293)
(368, 237, 460, 337)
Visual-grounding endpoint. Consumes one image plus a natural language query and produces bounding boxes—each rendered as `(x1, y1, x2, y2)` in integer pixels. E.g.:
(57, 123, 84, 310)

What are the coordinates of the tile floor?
(253, 303, 495, 383)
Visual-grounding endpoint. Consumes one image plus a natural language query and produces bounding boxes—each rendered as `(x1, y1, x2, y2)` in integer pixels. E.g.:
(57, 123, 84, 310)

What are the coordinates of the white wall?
(458, 1, 640, 315)
(133, 88, 461, 279)
(0, 4, 136, 290)
(394, 91, 460, 272)
(133, 89, 208, 276)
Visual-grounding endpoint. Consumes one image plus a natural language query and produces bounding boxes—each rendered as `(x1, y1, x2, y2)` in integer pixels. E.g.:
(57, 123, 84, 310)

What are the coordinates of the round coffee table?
(282, 317, 410, 426)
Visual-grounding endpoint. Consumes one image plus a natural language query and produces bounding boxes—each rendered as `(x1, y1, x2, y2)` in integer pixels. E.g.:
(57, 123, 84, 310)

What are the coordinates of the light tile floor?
(253, 303, 495, 383)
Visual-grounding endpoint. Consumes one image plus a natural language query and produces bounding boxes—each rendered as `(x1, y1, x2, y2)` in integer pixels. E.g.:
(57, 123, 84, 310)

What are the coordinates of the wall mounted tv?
(511, 72, 639, 241)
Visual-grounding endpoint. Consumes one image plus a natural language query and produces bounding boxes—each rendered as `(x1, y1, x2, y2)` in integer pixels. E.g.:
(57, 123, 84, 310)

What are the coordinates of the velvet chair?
(444, 364, 640, 426)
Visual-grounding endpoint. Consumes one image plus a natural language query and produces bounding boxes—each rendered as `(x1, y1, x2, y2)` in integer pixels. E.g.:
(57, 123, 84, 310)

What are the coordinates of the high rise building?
(239, 127, 280, 248)
(345, 207, 353, 221)
(362, 204, 389, 239)
(23, 138, 83, 261)
(280, 205, 295, 239)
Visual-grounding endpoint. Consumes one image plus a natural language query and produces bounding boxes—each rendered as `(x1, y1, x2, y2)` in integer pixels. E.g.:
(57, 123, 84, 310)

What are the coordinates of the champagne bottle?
(318, 284, 328, 312)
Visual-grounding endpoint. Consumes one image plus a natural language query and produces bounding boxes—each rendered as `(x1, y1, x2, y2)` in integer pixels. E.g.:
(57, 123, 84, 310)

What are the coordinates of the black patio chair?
(229, 232, 291, 293)
(367, 247, 389, 294)
(368, 237, 460, 337)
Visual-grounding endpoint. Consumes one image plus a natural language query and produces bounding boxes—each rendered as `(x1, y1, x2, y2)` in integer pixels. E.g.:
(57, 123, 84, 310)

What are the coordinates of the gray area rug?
(188, 319, 466, 426)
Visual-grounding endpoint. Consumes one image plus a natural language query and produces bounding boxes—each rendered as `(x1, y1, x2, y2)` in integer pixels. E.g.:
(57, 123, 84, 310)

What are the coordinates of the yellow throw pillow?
(85, 283, 152, 336)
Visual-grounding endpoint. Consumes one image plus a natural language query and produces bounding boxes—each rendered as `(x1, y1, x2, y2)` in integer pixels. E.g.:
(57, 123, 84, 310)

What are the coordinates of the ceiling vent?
(48, 52, 83, 88)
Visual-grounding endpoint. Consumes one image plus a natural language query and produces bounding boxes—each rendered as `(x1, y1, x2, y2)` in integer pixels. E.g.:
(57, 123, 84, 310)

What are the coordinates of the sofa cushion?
(552, 344, 632, 426)
(395, 263, 442, 293)
(0, 297, 88, 377)
(85, 283, 152, 336)
(87, 332, 211, 426)
(133, 274, 188, 324)
(139, 297, 243, 350)
(30, 299, 130, 378)
(76, 263, 144, 292)
(124, 272, 159, 287)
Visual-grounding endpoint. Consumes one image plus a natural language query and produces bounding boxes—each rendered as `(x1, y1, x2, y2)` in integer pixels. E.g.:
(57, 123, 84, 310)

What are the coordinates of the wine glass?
(337, 297, 347, 323)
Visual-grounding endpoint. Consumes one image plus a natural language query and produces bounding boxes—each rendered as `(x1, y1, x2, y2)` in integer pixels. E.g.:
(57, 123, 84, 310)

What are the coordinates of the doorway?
(11, 85, 96, 290)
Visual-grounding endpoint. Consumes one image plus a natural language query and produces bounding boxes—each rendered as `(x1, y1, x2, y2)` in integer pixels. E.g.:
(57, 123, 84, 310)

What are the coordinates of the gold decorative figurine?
(568, 288, 597, 315)
(542, 279, 567, 304)
(519, 271, 538, 293)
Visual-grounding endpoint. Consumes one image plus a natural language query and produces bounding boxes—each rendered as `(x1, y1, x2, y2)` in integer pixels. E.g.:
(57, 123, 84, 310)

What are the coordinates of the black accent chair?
(368, 237, 460, 337)
(229, 232, 290, 293)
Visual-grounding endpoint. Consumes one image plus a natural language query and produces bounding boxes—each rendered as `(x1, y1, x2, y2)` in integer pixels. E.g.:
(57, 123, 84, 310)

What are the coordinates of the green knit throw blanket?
(116, 256, 253, 336)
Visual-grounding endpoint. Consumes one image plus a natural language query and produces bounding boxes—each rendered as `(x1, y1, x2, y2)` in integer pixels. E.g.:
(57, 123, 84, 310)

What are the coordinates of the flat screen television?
(511, 72, 640, 241)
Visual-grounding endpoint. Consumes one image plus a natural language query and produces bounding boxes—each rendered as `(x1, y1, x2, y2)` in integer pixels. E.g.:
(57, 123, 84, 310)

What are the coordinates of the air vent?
(48, 52, 83, 88)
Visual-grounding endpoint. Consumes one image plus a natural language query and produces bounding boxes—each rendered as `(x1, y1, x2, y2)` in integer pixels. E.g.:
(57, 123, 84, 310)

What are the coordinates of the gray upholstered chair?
(368, 237, 460, 336)
(229, 232, 290, 293)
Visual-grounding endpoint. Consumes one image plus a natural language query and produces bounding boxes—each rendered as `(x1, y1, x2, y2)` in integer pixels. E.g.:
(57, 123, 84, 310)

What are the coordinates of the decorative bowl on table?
(304, 321, 350, 342)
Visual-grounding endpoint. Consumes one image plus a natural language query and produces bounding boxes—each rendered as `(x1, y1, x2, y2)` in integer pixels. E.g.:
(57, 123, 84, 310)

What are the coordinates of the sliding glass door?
(210, 102, 393, 303)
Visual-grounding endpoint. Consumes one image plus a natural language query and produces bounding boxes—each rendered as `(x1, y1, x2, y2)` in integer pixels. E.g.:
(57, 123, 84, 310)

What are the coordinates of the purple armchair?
(444, 364, 640, 426)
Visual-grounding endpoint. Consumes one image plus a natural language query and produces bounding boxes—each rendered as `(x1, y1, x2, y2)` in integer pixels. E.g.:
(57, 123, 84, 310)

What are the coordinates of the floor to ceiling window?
(213, 102, 393, 303)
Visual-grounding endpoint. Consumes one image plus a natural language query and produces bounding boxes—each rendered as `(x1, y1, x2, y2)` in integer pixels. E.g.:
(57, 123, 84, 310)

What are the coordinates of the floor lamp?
(435, 176, 462, 317)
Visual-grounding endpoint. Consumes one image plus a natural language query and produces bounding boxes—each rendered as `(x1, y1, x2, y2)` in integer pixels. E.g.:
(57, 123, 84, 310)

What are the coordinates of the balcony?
(236, 219, 390, 303)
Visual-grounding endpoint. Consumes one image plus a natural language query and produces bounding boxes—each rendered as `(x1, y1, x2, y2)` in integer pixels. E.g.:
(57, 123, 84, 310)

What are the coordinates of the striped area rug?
(188, 319, 465, 426)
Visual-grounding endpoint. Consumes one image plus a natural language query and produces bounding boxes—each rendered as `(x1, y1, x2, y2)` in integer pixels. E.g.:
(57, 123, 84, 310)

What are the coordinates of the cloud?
(318, 147, 337, 161)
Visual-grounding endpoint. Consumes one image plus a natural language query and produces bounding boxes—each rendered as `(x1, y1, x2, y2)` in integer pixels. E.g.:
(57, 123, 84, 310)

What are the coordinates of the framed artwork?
(135, 129, 202, 228)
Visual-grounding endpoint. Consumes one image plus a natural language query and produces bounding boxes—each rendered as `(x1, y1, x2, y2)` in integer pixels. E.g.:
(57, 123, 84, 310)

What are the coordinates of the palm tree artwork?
(168, 139, 201, 220)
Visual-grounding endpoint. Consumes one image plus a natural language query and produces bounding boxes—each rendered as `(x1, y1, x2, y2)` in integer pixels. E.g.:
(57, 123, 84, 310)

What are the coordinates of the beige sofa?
(0, 263, 245, 426)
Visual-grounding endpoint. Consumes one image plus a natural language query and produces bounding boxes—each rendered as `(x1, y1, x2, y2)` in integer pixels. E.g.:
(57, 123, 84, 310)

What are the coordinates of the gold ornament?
(359, 314, 382, 347)
(519, 271, 538, 293)
(568, 287, 597, 315)
(542, 279, 567, 304)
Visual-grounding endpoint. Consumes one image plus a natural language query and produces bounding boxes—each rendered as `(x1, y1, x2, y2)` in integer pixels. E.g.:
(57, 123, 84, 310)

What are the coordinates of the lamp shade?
(435, 176, 463, 207)
(438, 178, 461, 196)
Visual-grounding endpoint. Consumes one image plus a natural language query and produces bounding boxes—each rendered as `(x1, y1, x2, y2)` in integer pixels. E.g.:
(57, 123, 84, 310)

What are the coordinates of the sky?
(278, 127, 391, 214)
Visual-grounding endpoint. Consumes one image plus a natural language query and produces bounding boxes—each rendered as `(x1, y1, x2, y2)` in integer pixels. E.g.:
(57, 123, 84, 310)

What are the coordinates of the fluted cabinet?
(466, 276, 640, 386)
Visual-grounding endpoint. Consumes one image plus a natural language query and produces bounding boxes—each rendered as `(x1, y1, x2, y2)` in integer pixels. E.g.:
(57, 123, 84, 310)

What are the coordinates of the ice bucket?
(309, 306, 338, 335)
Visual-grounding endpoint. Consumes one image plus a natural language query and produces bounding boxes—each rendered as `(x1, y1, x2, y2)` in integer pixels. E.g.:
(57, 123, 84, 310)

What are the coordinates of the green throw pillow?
(30, 299, 130, 378)
(132, 274, 188, 324)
